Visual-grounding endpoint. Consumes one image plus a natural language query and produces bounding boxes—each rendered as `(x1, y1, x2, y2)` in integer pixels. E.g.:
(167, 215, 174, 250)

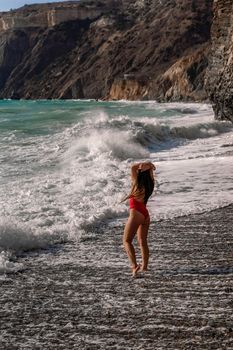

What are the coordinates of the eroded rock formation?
(156, 46, 209, 102)
(0, 0, 214, 101)
(205, 0, 233, 122)
(108, 75, 148, 100)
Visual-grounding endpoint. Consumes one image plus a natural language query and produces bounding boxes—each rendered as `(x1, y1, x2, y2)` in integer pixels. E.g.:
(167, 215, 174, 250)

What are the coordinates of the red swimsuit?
(129, 196, 149, 219)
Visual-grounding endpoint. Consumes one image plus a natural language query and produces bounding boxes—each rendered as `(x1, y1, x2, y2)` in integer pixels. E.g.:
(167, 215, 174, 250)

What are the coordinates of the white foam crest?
(134, 119, 233, 148)
(68, 110, 233, 152)
(56, 156, 131, 232)
(0, 216, 72, 274)
(0, 217, 67, 252)
(170, 120, 233, 140)
(78, 205, 127, 231)
(84, 110, 109, 124)
(0, 251, 23, 275)
(0, 251, 24, 274)
(63, 129, 149, 161)
(145, 101, 212, 112)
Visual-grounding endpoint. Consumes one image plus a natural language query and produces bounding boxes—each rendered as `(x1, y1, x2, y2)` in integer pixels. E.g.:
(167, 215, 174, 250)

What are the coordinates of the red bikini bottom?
(129, 197, 149, 219)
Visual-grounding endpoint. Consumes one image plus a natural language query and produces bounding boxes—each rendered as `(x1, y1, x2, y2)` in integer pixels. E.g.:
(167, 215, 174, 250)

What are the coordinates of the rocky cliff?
(0, 0, 214, 101)
(205, 0, 233, 122)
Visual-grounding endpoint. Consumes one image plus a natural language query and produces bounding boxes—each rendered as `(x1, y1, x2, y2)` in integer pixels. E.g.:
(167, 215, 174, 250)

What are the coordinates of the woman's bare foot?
(132, 264, 141, 277)
(139, 265, 148, 272)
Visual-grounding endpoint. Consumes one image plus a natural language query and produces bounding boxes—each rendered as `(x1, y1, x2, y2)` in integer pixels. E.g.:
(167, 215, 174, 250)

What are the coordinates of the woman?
(123, 161, 155, 277)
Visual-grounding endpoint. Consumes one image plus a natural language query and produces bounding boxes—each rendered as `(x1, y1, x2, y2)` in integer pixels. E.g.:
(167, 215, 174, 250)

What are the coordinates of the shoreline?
(1, 204, 233, 349)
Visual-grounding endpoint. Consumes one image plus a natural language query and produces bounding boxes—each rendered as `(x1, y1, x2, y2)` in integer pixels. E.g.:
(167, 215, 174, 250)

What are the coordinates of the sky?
(0, 1, 68, 11)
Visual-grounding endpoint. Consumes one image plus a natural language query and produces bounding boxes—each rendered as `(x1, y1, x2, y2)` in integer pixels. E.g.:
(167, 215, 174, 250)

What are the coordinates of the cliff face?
(156, 46, 209, 102)
(0, 0, 213, 100)
(205, 0, 233, 122)
(108, 76, 148, 100)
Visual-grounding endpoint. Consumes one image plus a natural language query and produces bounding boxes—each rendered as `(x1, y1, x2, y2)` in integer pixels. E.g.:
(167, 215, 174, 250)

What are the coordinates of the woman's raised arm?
(131, 163, 140, 183)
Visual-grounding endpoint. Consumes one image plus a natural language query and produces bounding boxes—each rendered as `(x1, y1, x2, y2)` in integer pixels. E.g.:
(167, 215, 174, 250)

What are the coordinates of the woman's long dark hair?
(137, 169, 154, 204)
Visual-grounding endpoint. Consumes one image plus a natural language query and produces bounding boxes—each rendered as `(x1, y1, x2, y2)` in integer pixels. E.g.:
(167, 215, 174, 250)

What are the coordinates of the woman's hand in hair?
(139, 162, 156, 172)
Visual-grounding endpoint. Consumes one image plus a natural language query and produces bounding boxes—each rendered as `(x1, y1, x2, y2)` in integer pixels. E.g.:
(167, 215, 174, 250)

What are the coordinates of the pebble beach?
(1, 204, 232, 350)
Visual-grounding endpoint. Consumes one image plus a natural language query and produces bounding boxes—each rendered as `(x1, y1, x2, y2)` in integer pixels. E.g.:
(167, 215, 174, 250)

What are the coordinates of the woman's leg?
(123, 210, 144, 274)
(137, 215, 150, 271)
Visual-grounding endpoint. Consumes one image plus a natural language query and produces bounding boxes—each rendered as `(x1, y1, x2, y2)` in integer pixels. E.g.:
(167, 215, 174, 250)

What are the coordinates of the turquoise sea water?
(0, 99, 233, 273)
(0, 99, 190, 134)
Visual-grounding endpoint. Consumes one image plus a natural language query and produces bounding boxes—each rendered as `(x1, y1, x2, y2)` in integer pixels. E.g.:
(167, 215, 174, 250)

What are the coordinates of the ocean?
(0, 99, 233, 274)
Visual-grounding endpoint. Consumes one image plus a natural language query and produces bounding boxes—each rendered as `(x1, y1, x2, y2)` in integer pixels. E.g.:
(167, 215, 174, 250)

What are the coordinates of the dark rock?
(0, 29, 31, 90)
(205, 0, 233, 122)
